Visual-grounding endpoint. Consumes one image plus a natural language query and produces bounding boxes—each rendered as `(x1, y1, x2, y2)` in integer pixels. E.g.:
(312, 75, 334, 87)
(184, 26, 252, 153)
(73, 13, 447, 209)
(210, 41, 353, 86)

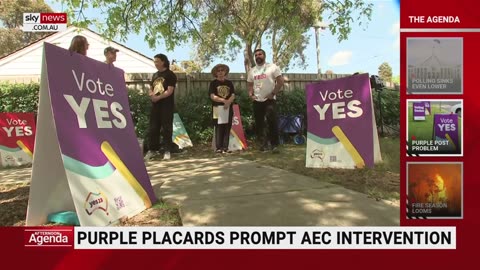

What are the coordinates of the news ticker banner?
(305, 73, 381, 169)
(23, 226, 456, 250)
(26, 43, 156, 226)
(22, 13, 67, 32)
(0, 113, 36, 167)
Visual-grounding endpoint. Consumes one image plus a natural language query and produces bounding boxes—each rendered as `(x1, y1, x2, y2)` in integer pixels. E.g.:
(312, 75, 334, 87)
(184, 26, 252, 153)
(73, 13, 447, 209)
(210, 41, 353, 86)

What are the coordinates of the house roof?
(0, 26, 156, 75)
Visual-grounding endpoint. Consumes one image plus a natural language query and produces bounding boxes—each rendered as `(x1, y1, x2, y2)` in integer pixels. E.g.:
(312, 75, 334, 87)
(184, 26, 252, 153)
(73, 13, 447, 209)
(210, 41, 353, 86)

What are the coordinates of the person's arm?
(152, 85, 174, 102)
(267, 66, 284, 99)
(148, 76, 155, 97)
(209, 81, 225, 103)
(247, 71, 256, 101)
(148, 85, 155, 97)
(210, 93, 227, 103)
(151, 73, 176, 102)
(223, 93, 235, 109)
(210, 82, 235, 107)
(247, 82, 256, 101)
(272, 74, 284, 95)
(225, 81, 236, 107)
(229, 81, 236, 103)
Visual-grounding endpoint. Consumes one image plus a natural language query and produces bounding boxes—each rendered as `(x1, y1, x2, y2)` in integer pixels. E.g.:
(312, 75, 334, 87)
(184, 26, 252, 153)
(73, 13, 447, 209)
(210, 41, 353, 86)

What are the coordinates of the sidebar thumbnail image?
(407, 37, 463, 94)
(407, 99, 462, 156)
(407, 162, 463, 219)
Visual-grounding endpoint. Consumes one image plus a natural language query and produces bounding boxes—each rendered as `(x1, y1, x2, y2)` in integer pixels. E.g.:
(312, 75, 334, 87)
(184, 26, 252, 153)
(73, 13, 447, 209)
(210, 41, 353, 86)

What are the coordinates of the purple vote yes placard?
(434, 114, 459, 150)
(306, 73, 374, 168)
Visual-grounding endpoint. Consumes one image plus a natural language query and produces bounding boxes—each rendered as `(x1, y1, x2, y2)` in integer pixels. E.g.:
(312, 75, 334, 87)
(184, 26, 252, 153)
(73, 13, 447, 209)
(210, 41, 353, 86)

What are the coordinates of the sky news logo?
(24, 227, 74, 247)
(22, 13, 68, 32)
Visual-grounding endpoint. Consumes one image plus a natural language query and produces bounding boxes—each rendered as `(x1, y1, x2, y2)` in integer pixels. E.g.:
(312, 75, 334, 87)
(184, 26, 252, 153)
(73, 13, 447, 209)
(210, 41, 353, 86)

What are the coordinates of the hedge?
(0, 83, 39, 113)
(1, 82, 399, 143)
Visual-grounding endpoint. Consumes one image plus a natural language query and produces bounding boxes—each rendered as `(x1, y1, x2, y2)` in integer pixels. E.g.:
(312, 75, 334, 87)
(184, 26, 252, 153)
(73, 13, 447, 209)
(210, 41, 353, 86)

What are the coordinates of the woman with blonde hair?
(68, 35, 89, 56)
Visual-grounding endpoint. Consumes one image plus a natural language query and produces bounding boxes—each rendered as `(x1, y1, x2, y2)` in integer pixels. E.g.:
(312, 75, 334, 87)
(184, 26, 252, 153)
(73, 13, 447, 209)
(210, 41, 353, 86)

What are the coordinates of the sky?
(407, 38, 463, 66)
(45, 0, 400, 76)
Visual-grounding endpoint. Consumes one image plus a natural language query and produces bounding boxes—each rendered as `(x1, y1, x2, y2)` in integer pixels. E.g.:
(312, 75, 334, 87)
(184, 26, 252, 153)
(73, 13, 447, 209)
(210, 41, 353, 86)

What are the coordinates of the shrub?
(127, 88, 152, 139)
(372, 88, 400, 132)
(174, 88, 310, 144)
(233, 90, 255, 136)
(276, 89, 306, 117)
(0, 83, 40, 113)
(0, 82, 400, 144)
(175, 89, 213, 143)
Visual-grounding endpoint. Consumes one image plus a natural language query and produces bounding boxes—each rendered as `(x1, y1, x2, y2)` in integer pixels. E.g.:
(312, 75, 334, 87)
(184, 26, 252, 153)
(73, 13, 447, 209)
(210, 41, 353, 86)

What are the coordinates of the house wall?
(0, 28, 156, 81)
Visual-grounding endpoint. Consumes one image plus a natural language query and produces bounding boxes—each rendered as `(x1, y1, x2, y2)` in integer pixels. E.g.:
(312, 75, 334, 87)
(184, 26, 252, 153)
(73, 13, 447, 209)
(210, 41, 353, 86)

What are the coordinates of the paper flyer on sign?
(0, 113, 36, 167)
(305, 73, 377, 169)
(217, 105, 230, 124)
(26, 43, 156, 226)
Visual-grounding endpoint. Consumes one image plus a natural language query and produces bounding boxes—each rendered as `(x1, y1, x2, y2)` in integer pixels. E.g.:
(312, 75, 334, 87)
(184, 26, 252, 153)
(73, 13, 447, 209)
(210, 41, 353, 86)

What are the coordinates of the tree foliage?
(378, 62, 393, 83)
(57, 0, 373, 72)
(391, 75, 400, 85)
(170, 59, 203, 75)
(0, 0, 53, 57)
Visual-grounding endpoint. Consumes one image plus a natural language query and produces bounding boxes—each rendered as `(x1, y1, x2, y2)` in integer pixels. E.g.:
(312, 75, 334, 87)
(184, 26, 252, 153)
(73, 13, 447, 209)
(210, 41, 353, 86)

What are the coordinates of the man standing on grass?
(247, 48, 284, 152)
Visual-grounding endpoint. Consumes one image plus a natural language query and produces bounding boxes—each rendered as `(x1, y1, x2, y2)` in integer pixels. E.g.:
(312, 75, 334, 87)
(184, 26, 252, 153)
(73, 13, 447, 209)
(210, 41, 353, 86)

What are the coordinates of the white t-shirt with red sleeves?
(247, 63, 282, 102)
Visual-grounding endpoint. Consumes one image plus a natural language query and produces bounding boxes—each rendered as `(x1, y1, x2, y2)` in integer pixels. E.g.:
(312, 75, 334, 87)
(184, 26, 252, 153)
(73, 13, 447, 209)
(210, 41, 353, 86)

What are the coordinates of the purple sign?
(434, 114, 459, 150)
(44, 43, 156, 204)
(306, 73, 374, 168)
(423, 101, 431, 114)
(413, 102, 426, 120)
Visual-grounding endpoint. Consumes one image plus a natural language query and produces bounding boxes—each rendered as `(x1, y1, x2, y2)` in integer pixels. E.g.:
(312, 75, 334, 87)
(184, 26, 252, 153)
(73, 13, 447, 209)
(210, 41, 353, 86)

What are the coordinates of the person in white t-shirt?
(247, 49, 284, 152)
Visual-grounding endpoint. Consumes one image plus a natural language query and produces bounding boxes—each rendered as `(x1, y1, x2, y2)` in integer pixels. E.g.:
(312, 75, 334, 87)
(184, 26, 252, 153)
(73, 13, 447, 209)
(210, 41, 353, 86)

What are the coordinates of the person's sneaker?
(215, 149, 223, 154)
(163, 151, 171, 160)
(144, 150, 155, 161)
(271, 145, 280, 153)
(223, 149, 232, 154)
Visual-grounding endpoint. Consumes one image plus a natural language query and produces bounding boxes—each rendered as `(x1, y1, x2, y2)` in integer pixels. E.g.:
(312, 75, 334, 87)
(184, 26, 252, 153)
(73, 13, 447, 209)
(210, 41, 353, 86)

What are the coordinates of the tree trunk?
(244, 44, 253, 73)
(272, 28, 277, 64)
